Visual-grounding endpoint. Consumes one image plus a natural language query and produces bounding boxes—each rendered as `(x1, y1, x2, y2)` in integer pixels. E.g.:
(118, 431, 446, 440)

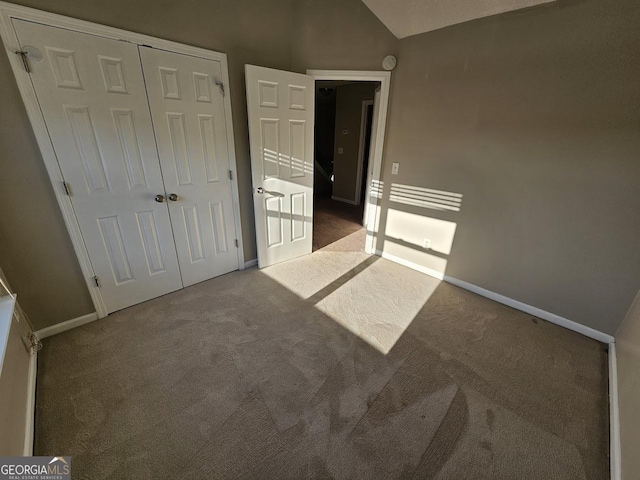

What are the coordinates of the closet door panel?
(13, 19, 182, 313)
(140, 47, 239, 286)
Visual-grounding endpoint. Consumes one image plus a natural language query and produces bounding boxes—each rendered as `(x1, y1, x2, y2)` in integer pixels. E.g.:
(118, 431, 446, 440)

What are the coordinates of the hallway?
(313, 197, 365, 251)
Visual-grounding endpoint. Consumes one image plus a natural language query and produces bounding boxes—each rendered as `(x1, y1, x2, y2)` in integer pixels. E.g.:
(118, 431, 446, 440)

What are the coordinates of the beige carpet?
(35, 230, 609, 479)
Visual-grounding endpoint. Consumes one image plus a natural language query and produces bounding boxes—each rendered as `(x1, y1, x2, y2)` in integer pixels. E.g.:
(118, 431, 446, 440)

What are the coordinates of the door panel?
(140, 47, 239, 287)
(13, 19, 182, 313)
(245, 65, 315, 268)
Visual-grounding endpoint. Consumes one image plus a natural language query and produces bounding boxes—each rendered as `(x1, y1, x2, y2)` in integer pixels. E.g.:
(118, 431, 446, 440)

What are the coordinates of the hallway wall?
(332, 82, 376, 203)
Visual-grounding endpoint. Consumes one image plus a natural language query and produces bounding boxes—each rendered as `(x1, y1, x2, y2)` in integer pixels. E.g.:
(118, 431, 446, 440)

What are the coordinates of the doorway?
(312, 80, 379, 251)
(246, 68, 391, 268)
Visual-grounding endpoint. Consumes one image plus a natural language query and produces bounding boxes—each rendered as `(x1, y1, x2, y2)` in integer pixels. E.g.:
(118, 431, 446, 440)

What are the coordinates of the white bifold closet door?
(139, 47, 238, 287)
(13, 20, 239, 313)
(13, 19, 182, 313)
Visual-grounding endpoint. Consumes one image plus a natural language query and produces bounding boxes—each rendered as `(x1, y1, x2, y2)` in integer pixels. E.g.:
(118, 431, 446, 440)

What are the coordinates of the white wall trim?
(0, 1, 245, 317)
(376, 250, 445, 280)
(244, 258, 258, 269)
(445, 275, 614, 343)
(23, 352, 36, 456)
(609, 341, 621, 480)
(307, 70, 391, 256)
(375, 249, 614, 343)
(35, 312, 98, 340)
(331, 195, 359, 205)
(354, 99, 374, 207)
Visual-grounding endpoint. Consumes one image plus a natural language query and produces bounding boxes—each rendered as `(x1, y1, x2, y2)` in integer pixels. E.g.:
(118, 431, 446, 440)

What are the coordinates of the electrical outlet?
(338, 147, 344, 154)
(422, 238, 431, 249)
(391, 162, 399, 175)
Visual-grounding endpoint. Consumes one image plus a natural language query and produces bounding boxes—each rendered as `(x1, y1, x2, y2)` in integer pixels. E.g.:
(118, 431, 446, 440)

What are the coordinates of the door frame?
(0, 1, 245, 318)
(307, 70, 391, 255)
(355, 99, 374, 207)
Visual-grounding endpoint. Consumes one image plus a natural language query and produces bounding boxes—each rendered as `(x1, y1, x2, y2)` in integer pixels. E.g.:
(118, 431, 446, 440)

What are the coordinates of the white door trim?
(34, 312, 99, 340)
(355, 99, 374, 206)
(307, 70, 391, 254)
(23, 351, 36, 456)
(608, 341, 621, 480)
(0, 2, 245, 318)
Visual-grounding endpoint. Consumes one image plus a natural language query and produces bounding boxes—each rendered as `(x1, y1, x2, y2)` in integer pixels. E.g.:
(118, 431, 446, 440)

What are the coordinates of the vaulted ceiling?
(361, 0, 556, 39)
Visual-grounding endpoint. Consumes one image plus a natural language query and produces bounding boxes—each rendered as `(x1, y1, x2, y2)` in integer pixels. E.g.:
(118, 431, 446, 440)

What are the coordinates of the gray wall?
(375, 0, 640, 334)
(332, 83, 376, 202)
(0, 0, 396, 329)
(616, 290, 640, 479)
(290, 0, 398, 73)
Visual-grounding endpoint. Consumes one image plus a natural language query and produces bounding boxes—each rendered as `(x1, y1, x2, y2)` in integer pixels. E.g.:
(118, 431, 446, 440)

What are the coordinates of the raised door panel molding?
(46, 47, 83, 89)
(99, 56, 128, 94)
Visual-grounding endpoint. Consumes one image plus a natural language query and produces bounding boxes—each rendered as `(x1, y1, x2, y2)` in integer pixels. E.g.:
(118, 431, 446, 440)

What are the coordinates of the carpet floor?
(35, 230, 609, 479)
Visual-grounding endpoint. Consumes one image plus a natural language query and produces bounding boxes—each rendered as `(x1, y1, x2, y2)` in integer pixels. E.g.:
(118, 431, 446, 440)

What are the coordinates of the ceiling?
(361, 0, 556, 39)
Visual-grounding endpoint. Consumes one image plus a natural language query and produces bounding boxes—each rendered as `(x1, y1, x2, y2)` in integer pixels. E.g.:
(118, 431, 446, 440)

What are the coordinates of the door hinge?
(93, 276, 101, 288)
(15, 50, 30, 73)
(228, 170, 233, 180)
(234, 239, 239, 248)
(62, 181, 72, 196)
(28, 332, 43, 355)
(214, 79, 225, 97)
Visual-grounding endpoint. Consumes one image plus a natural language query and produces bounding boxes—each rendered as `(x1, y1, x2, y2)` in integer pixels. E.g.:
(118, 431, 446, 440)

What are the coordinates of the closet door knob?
(154, 194, 165, 203)
(168, 193, 179, 202)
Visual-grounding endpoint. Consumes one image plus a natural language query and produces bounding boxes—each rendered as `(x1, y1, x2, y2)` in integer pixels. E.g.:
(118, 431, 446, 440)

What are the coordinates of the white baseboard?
(375, 250, 614, 344)
(244, 258, 258, 269)
(376, 250, 446, 280)
(331, 195, 359, 205)
(23, 352, 36, 456)
(35, 312, 98, 340)
(609, 341, 621, 480)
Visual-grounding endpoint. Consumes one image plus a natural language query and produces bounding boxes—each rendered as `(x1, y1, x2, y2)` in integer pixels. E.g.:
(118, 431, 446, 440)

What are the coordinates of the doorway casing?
(307, 70, 391, 255)
(356, 99, 375, 209)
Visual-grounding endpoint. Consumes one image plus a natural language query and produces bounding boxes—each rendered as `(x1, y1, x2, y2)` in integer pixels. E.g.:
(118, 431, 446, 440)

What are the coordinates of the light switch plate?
(391, 162, 399, 175)
(338, 147, 344, 154)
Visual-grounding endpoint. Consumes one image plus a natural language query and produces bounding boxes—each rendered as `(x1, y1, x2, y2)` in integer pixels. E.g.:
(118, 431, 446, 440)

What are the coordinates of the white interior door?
(245, 65, 314, 268)
(140, 47, 239, 287)
(13, 20, 182, 313)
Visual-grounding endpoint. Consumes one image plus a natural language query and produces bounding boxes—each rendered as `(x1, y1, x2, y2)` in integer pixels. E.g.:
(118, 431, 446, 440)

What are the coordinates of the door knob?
(256, 187, 264, 194)
(168, 193, 179, 202)
(154, 194, 165, 203)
